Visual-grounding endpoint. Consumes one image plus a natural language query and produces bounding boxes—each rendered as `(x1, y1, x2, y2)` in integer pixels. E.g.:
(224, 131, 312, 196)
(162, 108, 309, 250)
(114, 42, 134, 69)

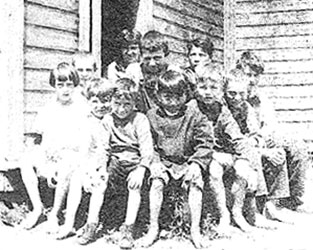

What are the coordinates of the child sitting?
(54, 78, 116, 244)
(194, 64, 263, 233)
(19, 62, 93, 231)
(138, 70, 214, 249)
(96, 78, 153, 249)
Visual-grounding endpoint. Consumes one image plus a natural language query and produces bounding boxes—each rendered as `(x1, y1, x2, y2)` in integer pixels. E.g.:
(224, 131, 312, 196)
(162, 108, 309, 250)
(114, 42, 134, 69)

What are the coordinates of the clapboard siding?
(24, 0, 79, 132)
(235, 0, 313, 146)
(153, 0, 224, 68)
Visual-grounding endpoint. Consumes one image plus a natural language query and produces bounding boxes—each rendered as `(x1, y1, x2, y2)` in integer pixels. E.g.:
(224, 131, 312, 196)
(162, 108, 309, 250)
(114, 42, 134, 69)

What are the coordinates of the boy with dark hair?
(138, 70, 214, 248)
(55, 78, 116, 244)
(184, 37, 214, 94)
(194, 64, 266, 233)
(19, 62, 94, 231)
(236, 51, 313, 213)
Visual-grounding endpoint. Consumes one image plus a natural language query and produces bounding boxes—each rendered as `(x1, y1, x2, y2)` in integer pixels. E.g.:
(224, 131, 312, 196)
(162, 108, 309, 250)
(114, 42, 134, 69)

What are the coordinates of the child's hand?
(127, 165, 146, 190)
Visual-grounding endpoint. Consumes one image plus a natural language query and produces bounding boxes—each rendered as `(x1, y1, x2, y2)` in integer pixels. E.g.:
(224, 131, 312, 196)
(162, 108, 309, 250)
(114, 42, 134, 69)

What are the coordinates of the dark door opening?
(101, 0, 140, 76)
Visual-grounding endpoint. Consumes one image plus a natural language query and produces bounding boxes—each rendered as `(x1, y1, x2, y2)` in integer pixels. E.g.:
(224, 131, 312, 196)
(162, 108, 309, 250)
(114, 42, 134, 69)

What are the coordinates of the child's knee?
(186, 165, 204, 191)
(209, 159, 224, 180)
(151, 178, 165, 192)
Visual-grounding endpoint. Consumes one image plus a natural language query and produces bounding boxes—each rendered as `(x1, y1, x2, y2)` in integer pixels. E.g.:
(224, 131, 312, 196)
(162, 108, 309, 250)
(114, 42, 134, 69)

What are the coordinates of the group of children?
(2, 29, 312, 249)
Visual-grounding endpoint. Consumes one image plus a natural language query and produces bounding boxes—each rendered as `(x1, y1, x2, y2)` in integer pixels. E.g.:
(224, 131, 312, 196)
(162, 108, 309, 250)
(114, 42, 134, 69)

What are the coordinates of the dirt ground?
(1, 213, 313, 250)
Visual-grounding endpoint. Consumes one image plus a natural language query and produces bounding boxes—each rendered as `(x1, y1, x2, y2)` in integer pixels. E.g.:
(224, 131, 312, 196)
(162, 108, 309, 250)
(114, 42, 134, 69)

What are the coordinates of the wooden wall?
(235, 0, 313, 147)
(152, 0, 224, 68)
(24, 0, 79, 132)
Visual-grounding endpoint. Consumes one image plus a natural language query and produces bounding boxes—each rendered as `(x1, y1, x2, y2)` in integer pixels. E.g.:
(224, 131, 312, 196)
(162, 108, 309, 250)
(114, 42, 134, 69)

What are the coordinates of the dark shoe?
(77, 223, 98, 245)
(119, 224, 134, 249)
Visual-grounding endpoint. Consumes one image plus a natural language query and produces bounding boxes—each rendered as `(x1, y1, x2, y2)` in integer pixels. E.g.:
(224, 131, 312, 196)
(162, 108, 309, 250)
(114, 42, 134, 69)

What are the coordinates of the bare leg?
(209, 160, 231, 230)
(137, 179, 164, 247)
(19, 164, 43, 229)
(125, 188, 141, 225)
(189, 184, 204, 249)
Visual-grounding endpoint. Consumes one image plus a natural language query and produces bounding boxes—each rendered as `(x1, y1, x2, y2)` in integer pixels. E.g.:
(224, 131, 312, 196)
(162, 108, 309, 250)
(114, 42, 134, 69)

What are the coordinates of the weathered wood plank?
(24, 69, 52, 91)
(189, 0, 224, 14)
(27, 0, 78, 12)
(24, 47, 74, 70)
(269, 96, 313, 111)
(25, 2, 78, 32)
(235, 48, 313, 62)
(260, 73, 313, 86)
(237, 0, 313, 14)
(263, 60, 313, 74)
(260, 85, 313, 99)
(24, 112, 37, 133)
(275, 122, 313, 141)
(25, 25, 78, 51)
(236, 36, 313, 50)
(236, 23, 313, 38)
(24, 91, 55, 113)
(236, 10, 313, 26)
(276, 110, 313, 123)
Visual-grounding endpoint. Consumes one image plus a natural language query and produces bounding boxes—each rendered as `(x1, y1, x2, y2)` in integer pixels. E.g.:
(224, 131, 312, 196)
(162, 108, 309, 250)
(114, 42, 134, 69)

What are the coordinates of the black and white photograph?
(1, 0, 313, 249)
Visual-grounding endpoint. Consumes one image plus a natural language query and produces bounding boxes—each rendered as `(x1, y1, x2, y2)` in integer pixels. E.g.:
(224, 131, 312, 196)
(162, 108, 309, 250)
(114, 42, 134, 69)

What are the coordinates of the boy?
(184, 37, 214, 92)
(138, 70, 214, 248)
(236, 51, 313, 213)
(107, 29, 142, 85)
(224, 69, 297, 224)
(19, 63, 94, 231)
(72, 52, 98, 99)
(129, 30, 181, 113)
(94, 78, 154, 249)
(54, 78, 115, 244)
(194, 64, 265, 233)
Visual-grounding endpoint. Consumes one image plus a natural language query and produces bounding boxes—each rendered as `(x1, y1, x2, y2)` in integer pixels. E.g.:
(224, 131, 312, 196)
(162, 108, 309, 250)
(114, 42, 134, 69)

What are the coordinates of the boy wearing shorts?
(138, 70, 214, 248)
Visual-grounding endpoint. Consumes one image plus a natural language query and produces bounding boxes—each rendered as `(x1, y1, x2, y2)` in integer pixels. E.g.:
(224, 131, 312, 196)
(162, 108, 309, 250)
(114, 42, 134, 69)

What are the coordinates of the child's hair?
(72, 52, 97, 72)
(236, 51, 264, 75)
(117, 29, 142, 49)
(49, 62, 80, 88)
(112, 78, 138, 102)
(156, 70, 188, 97)
(86, 78, 116, 101)
(186, 37, 214, 59)
(223, 68, 250, 93)
(196, 63, 223, 85)
(141, 30, 169, 56)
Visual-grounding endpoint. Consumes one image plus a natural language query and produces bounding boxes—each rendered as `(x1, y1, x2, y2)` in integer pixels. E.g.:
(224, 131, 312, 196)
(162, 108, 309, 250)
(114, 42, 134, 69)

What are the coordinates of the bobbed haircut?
(86, 78, 116, 102)
(196, 63, 224, 85)
(236, 51, 264, 75)
(223, 68, 250, 93)
(186, 37, 214, 58)
(141, 30, 169, 56)
(112, 78, 138, 102)
(72, 52, 97, 72)
(49, 62, 80, 88)
(156, 69, 188, 97)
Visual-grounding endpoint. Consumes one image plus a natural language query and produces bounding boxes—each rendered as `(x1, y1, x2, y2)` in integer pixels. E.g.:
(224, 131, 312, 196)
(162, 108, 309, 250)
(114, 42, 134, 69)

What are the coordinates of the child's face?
(75, 58, 95, 85)
(225, 79, 247, 109)
(112, 96, 135, 119)
(55, 79, 75, 104)
(196, 78, 222, 105)
(158, 91, 187, 115)
(141, 49, 167, 75)
(122, 44, 141, 65)
(241, 65, 260, 98)
(188, 46, 211, 68)
(89, 95, 112, 119)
